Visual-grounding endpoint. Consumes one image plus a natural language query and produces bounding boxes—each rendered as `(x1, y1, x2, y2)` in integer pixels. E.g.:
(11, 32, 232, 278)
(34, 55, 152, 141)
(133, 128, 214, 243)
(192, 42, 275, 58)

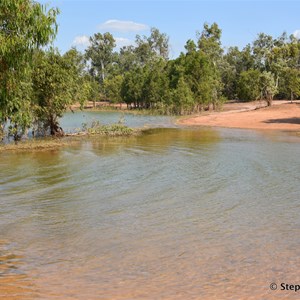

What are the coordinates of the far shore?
(70, 101, 128, 111)
(178, 100, 300, 131)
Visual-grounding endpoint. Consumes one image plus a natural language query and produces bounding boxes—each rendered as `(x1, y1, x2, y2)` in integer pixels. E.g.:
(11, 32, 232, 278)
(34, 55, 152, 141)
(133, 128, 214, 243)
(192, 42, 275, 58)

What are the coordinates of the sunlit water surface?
(1, 115, 300, 299)
(60, 111, 176, 133)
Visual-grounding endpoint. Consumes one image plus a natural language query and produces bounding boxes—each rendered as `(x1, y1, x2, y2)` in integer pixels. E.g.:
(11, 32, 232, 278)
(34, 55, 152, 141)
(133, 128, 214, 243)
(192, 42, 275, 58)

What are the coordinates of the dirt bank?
(179, 100, 300, 131)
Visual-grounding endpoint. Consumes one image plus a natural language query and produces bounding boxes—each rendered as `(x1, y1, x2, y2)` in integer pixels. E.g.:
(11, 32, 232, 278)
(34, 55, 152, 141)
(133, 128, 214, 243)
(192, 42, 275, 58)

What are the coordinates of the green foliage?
(171, 76, 194, 114)
(237, 69, 261, 101)
(252, 33, 275, 71)
(185, 39, 197, 54)
(120, 23, 226, 114)
(83, 120, 134, 136)
(281, 68, 300, 100)
(0, 0, 59, 139)
(85, 32, 116, 82)
(222, 45, 254, 99)
(103, 75, 123, 103)
(259, 71, 278, 106)
(121, 66, 147, 108)
(135, 27, 169, 64)
(32, 49, 82, 136)
(197, 22, 223, 62)
(184, 50, 222, 110)
(3, 6, 300, 141)
(63, 48, 92, 107)
(142, 60, 170, 109)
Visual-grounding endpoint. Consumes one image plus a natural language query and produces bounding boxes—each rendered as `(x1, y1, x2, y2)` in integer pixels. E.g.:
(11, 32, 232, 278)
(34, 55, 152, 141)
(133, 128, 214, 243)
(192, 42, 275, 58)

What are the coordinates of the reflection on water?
(0, 127, 300, 299)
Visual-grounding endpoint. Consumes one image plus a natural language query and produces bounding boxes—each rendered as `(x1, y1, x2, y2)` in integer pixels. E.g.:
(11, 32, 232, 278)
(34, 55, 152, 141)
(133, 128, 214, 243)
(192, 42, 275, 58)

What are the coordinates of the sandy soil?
(179, 100, 300, 131)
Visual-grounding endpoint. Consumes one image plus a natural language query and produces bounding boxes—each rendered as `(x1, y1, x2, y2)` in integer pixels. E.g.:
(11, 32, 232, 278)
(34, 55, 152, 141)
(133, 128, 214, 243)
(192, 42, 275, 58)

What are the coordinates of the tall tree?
(196, 23, 224, 108)
(197, 22, 223, 63)
(252, 33, 275, 71)
(147, 27, 169, 60)
(85, 32, 116, 83)
(135, 27, 170, 64)
(0, 0, 58, 139)
(184, 50, 218, 111)
(32, 49, 83, 136)
(259, 71, 278, 106)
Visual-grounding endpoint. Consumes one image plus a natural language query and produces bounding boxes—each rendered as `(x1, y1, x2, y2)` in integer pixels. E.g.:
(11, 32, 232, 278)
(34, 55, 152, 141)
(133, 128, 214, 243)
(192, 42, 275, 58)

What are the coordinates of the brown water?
(1, 127, 300, 299)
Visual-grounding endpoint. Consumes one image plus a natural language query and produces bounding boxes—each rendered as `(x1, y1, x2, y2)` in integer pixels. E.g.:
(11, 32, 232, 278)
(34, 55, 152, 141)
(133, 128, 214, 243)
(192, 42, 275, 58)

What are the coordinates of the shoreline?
(2, 100, 300, 152)
(0, 128, 141, 152)
(178, 100, 300, 132)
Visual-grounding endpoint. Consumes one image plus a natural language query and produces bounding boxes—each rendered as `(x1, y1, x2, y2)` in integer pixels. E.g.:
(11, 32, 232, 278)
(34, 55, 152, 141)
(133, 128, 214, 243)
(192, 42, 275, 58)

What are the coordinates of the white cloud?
(99, 19, 149, 32)
(115, 37, 133, 48)
(293, 29, 300, 39)
(72, 35, 90, 47)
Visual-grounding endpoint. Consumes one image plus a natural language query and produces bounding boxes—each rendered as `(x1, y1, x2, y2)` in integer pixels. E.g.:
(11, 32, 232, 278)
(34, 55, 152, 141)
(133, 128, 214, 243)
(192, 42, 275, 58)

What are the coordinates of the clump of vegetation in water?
(82, 120, 134, 136)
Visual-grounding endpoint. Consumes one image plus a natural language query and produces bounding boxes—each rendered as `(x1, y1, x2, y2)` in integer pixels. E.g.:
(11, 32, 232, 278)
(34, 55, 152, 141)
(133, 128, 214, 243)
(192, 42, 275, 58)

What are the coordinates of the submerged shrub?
(84, 121, 134, 136)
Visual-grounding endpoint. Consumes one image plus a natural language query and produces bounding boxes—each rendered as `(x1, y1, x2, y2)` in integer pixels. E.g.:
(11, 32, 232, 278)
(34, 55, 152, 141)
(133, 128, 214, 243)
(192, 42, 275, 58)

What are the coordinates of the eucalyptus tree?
(197, 22, 223, 63)
(0, 0, 58, 139)
(85, 32, 116, 83)
(135, 27, 170, 64)
(259, 71, 278, 106)
(252, 33, 275, 71)
(195, 23, 224, 109)
(118, 45, 137, 72)
(147, 27, 169, 60)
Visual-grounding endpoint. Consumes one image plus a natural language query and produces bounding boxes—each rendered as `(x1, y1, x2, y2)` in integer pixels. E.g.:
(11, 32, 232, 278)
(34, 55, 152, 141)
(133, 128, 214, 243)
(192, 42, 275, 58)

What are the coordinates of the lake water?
(60, 111, 176, 133)
(1, 113, 300, 299)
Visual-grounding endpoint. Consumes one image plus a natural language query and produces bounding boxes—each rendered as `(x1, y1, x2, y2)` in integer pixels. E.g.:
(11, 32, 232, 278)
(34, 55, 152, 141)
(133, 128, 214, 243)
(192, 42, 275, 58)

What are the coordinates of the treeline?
(1, 0, 300, 140)
(93, 23, 300, 113)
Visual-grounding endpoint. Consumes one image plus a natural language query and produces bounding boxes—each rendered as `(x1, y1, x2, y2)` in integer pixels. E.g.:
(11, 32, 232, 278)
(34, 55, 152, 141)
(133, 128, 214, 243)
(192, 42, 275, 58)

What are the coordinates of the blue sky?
(39, 0, 300, 58)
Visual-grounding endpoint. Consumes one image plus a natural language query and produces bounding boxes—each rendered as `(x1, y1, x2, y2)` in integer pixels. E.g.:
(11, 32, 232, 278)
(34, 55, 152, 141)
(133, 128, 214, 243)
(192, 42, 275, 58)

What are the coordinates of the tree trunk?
(13, 125, 21, 141)
(101, 60, 105, 82)
(49, 116, 64, 137)
(267, 95, 273, 106)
